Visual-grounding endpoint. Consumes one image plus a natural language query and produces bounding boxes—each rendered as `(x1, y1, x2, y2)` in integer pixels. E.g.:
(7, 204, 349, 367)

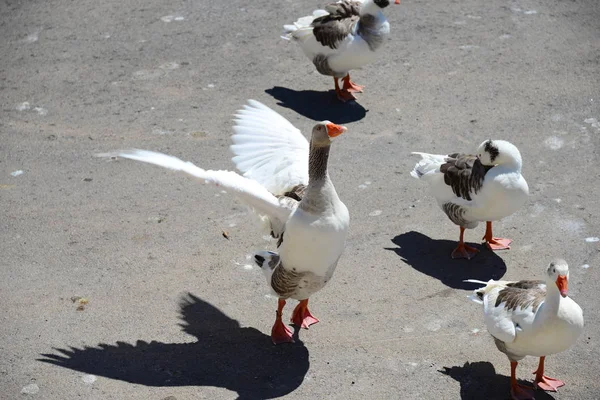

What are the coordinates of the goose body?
(467, 260, 584, 399)
(411, 140, 529, 259)
(99, 100, 350, 343)
(283, 0, 399, 101)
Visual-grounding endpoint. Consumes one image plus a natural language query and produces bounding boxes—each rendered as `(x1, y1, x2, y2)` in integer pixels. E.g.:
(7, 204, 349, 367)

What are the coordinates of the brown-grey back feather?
(312, 1, 360, 49)
(495, 281, 546, 312)
(440, 153, 491, 201)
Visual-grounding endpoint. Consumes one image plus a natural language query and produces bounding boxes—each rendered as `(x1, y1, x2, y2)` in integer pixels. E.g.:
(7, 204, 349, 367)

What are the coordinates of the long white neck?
(541, 280, 561, 317)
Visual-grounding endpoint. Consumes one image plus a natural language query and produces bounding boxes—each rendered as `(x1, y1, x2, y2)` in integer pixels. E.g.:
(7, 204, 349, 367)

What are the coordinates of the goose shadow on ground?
(39, 293, 309, 400)
(385, 231, 507, 290)
(441, 361, 556, 400)
(265, 86, 367, 124)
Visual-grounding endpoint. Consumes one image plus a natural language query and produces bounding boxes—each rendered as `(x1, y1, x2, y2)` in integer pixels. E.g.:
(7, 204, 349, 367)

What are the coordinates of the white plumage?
(231, 99, 309, 195)
(466, 260, 584, 398)
(98, 100, 350, 344)
(98, 149, 293, 225)
(410, 140, 529, 258)
(282, 0, 397, 101)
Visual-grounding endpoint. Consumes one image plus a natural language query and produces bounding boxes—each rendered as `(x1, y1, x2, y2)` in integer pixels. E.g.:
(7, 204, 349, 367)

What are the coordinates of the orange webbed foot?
(451, 243, 479, 259)
(533, 374, 565, 392)
(342, 76, 364, 93)
(291, 300, 319, 329)
(271, 319, 294, 344)
(483, 237, 512, 250)
(510, 383, 535, 400)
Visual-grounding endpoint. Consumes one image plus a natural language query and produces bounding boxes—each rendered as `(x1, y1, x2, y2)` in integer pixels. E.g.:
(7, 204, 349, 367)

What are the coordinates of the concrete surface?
(1, 0, 599, 399)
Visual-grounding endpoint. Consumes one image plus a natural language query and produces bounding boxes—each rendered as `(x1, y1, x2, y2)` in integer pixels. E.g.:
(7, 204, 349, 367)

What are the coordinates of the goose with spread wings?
(99, 100, 350, 344)
(410, 140, 529, 259)
(466, 259, 584, 399)
(283, 0, 400, 102)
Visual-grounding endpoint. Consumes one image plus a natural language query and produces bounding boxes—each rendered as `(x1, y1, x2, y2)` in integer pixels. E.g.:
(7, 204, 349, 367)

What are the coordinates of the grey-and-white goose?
(411, 140, 529, 259)
(99, 100, 350, 344)
(466, 259, 584, 400)
(283, 0, 400, 102)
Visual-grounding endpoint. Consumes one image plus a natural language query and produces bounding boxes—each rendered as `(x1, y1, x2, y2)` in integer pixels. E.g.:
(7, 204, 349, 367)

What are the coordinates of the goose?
(410, 140, 529, 259)
(282, 0, 400, 102)
(98, 100, 350, 345)
(466, 259, 584, 399)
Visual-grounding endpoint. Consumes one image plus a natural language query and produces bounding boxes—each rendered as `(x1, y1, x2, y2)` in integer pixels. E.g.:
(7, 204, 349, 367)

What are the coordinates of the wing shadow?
(265, 86, 367, 123)
(385, 231, 507, 289)
(39, 293, 309, 400)
(441, 362, 556, 400)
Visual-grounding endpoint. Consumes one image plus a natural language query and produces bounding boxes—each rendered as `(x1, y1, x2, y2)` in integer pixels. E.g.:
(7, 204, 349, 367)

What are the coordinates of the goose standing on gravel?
(410, 140, 529, 259)
(282, 0, 400, 102)
(99, 100, 350, 344)
(466, 259, 584, 400)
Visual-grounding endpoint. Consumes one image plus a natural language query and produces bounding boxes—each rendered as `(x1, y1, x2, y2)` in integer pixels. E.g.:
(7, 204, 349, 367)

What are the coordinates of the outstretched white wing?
(231, 100, 309, 195)
(98, 149, 293, 225)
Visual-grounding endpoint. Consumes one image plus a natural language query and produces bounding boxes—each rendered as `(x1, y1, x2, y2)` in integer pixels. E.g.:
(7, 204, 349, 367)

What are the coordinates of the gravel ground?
(1, 0, 599, 399)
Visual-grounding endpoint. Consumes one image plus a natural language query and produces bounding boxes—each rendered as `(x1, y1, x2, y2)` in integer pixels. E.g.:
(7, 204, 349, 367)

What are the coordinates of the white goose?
(466, 259, 584, 400)
(283, 0, 400, 102)
(410, 140, 529, 259)
(99, 100, 350, 344)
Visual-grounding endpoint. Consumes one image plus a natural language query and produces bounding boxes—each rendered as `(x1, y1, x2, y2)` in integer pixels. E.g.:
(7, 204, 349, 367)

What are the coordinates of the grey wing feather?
(270, 185, 305, 245)
(440, 153, 490, 201)
(506, 280, 545, 290)
(312, 1, 360, 49)
(495, 284, 546, 312)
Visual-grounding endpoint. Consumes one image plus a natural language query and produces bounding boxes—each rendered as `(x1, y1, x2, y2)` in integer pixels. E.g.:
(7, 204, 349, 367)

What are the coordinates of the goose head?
(475, 139, 523, 168)
(362, 0, 400, 15)
(546, 259, 570, 298)
(310, 121, 347, 147)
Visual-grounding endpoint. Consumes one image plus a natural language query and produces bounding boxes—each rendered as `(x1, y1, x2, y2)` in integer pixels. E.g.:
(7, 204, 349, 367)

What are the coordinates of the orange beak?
(395, 0, 400, 4)
(326, 123, 347, 138)
(556, 275, 568, 298)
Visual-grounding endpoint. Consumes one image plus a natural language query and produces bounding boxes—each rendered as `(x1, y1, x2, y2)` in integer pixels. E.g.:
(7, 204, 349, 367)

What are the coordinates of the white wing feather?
(231, 100, 309, 195)
(97, 149, 293, 225)
(281, 7, 352, 58)
(466, 279, 519, 343)
(410, 152, 475, 207)
(483, 290, 518, 343)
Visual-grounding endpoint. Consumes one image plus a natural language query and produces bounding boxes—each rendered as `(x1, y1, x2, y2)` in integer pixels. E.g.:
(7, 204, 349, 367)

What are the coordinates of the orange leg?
(271, 299, 293, 344)
(291, 299, 319, 329)
(482, 221, 512, 250)
(510, 361, 535, 400)
(341, 74, 364, 93)
(532, 356, 565, 392)
(334, 77, 357, 102)
(451, 226, 479, 259)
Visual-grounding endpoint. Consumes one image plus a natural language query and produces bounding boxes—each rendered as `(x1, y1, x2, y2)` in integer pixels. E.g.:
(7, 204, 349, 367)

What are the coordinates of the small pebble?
(16, 102, 31, 111)
(21, 384, 39, 395)
(585, 237, 600, 243)
(81, 374, 97, 384)
(10, 170, 24, 177)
